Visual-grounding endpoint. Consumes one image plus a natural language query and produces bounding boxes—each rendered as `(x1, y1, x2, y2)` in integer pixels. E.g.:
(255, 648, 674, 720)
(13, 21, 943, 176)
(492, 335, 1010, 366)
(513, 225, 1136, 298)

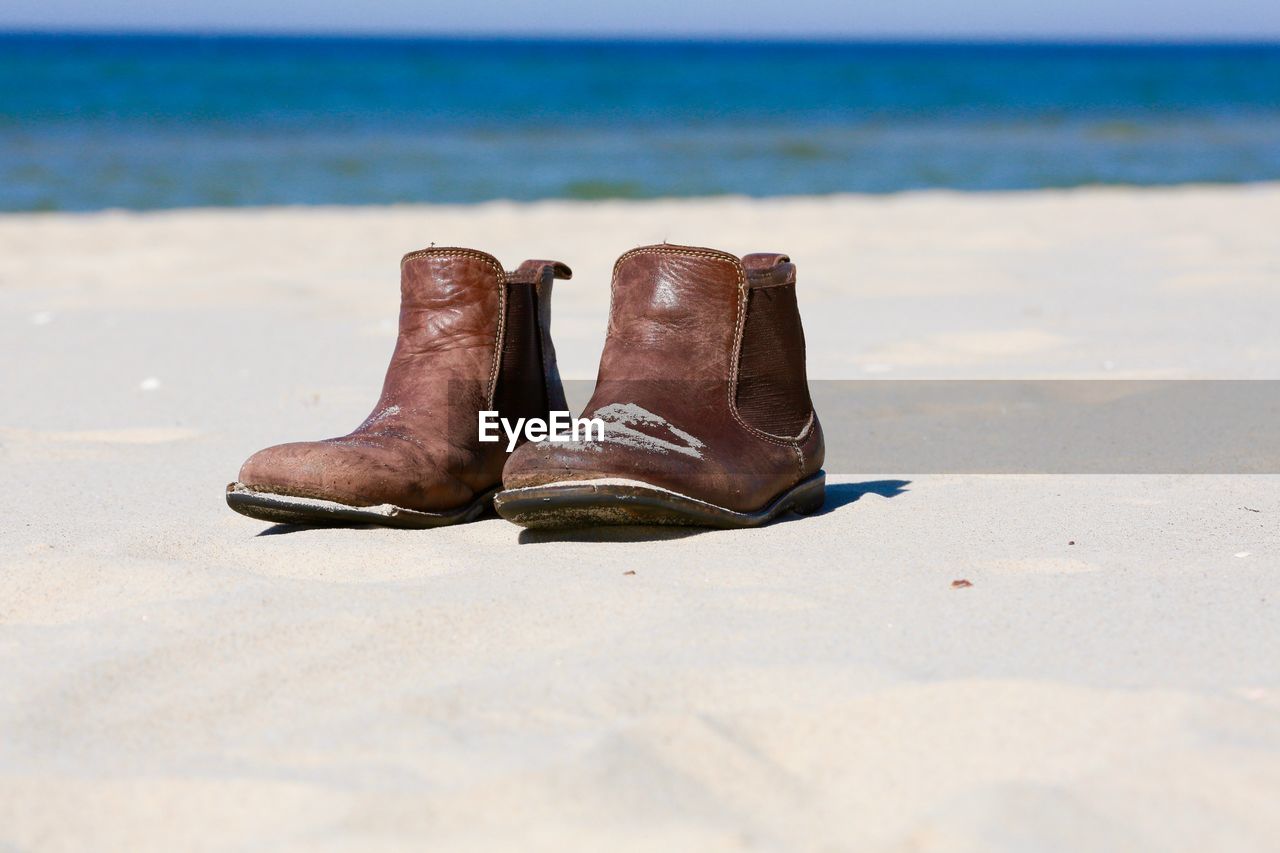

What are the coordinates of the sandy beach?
(2, 185, 1279, 851)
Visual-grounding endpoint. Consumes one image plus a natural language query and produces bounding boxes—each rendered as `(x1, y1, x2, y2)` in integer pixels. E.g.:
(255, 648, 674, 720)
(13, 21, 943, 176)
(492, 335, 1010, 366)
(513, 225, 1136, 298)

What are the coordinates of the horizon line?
(3, 27, 1280, 45)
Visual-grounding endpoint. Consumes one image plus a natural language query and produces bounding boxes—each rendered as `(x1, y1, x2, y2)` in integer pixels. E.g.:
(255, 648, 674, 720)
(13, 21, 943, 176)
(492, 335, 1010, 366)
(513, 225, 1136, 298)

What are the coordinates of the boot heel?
(790, 473, 826, 515)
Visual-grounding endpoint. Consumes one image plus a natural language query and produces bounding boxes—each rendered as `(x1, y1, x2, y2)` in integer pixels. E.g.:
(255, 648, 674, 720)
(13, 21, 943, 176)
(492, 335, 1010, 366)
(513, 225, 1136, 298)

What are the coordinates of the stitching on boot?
(239, 482, 369, 504)
(489, 279, 509, 409)
(534, 277, 556, 401)
(611, 244, 743, 279)
(400, 247, 504, 272)
(398, 247, 507, 408)
(788, 413, 816, 480)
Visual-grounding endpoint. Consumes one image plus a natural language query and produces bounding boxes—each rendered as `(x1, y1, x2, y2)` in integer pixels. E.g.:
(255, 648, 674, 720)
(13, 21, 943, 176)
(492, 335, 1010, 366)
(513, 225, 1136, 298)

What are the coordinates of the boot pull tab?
(511, 259, 573, 283)
(742, 253, 795, 288)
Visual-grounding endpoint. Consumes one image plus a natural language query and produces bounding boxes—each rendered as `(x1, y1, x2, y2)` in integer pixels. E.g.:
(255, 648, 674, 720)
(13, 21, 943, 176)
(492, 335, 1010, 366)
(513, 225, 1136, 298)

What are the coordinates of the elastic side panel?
(735, 283, 814, 437)
(494, 283, 548, 421)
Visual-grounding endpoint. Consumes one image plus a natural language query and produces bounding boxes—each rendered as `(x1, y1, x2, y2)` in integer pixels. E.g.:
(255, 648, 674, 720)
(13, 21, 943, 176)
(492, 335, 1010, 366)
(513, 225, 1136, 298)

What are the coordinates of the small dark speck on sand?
(623, 570, 636, 576)
(951, 579, 973, 588)
(1068, 540, 1076, 545)
(1243, 507, 1261, 513)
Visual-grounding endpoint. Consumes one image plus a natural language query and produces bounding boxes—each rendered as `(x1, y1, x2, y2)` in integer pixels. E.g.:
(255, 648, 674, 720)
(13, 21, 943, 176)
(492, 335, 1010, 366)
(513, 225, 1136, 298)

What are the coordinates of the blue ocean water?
(2, 34, 1279, 210)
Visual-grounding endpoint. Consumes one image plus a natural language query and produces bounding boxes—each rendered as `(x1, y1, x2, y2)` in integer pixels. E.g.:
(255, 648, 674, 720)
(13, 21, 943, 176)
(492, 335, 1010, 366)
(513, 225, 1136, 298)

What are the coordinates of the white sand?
(1, 186, 1278, 851)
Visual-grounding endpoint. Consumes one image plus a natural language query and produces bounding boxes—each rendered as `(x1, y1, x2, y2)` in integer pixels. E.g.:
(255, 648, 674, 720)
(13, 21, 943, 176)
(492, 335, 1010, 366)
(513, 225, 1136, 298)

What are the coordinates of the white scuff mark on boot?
(358, 404, 401, 430)
(592, 402, 705, 458)
(502, 477, 719, 507)
(228, 482, 403, 517)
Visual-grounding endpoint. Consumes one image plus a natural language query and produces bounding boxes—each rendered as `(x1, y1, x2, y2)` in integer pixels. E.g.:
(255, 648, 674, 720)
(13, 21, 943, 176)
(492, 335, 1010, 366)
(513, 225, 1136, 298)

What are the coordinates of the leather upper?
(503, 243, 823, 512)
(238, 247, 570, 512)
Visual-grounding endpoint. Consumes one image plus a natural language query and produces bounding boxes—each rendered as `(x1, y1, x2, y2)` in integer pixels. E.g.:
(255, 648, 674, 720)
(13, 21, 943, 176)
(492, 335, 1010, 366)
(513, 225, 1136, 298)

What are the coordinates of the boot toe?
(237, 440, 392, 507)
(239, 441, 337, 499)
(238, 438, 481, 512)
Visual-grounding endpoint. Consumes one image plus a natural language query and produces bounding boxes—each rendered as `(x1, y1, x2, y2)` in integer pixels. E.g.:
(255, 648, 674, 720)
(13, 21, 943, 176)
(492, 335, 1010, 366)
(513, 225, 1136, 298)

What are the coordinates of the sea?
(2, 34, 1279, 210)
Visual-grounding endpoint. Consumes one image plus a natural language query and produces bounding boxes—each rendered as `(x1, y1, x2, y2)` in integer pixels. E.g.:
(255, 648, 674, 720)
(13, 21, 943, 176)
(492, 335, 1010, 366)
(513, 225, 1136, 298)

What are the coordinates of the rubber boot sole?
(225, 482, 498, 529)
(493, 472, 825, 530)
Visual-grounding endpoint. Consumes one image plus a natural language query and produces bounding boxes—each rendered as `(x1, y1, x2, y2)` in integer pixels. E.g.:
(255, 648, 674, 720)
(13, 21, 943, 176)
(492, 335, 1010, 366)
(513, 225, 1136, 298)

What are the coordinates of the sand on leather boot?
(495, 243, 824, 529)
(227, 249, 571, 528)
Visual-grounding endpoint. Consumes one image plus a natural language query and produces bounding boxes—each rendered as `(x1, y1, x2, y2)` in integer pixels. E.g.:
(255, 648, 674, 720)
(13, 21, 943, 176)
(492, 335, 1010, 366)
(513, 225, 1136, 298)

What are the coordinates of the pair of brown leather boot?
(226, 244, 824, 530)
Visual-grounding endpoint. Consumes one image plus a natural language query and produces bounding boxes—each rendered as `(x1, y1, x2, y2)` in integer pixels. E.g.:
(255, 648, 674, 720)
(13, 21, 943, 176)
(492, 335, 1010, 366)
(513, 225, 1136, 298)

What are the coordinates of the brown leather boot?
(226, 247, 571, 528)
(495, 243, 824, 528)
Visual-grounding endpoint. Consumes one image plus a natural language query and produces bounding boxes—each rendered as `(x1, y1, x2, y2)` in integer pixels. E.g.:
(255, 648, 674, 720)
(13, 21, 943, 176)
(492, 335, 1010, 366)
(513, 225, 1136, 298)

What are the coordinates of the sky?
(2, 0, 1278, 40)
